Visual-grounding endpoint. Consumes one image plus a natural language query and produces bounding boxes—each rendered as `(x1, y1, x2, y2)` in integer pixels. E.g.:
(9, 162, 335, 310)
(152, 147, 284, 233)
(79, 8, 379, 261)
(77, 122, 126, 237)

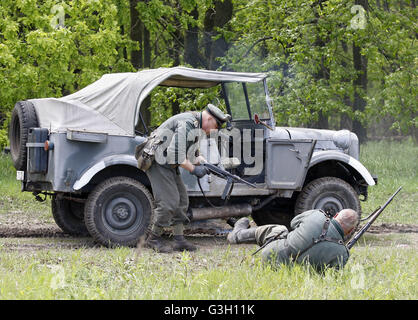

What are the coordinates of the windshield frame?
(221, 79, 273, 124)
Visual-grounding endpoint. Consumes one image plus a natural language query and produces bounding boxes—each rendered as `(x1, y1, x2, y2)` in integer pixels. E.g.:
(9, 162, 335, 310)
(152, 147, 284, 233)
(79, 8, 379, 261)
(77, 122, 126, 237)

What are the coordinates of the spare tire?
(9, 101, 39, 170)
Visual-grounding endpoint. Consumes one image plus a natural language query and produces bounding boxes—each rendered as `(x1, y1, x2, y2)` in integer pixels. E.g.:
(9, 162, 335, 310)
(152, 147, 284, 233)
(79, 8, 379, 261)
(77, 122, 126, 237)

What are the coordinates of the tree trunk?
(203, 0, 233, 70)
(351, 0, 368, 142)
(130, 0, 143, 70)
(310, 0, 329, 129)
(352, 44, 368, 142)
(184, 6, 200, 68)
(142, 25, 152, 127)
(340, 41, 352, 130)
(130, 0, 153, 130)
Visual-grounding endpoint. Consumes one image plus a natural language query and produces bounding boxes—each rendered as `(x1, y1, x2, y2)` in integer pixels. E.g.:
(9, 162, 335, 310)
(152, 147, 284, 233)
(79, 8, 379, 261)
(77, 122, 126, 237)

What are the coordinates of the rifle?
(200, 161, 257, 200)
(346, 186, 402, 250)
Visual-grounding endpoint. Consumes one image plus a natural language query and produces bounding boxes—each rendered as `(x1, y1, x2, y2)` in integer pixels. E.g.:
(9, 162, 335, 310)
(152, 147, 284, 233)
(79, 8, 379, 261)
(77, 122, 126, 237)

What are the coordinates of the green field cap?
(206, 104, 231, 127)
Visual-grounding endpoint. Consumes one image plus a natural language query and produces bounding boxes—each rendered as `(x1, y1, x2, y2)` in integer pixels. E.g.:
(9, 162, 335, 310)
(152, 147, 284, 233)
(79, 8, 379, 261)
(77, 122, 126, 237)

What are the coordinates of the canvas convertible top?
(29, 67, 267, 136)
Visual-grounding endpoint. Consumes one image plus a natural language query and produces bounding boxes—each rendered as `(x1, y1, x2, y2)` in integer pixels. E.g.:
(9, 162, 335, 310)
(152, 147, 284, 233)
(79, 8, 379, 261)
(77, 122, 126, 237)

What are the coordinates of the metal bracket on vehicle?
(32, 191, 53, 202)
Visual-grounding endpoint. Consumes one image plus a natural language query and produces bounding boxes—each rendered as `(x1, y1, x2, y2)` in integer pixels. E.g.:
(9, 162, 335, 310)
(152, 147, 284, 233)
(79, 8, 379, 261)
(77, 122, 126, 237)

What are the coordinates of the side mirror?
(254, 113, 274, 130)
(254, 113, 260, 125)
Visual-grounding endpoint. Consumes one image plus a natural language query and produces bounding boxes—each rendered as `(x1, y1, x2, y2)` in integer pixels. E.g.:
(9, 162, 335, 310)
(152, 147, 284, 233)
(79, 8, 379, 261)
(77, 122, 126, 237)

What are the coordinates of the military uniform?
(229, 210, 349, 270)
(146, 111, 201, 230)
(257, 210, 349, 270)
(139, 104, 230, 252)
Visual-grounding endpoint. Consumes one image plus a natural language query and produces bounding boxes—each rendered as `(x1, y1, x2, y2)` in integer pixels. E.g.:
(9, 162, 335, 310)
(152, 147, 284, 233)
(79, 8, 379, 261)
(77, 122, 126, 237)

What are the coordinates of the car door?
(265, 139, 316, 190)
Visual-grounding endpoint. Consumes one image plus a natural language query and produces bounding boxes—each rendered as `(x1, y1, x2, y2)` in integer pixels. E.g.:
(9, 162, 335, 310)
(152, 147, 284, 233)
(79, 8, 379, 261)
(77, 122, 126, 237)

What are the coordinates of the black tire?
(84, 177, 154, 247)
(295, 177, 361, 216)
(9, 101, 39, 170)
(295, 177, 361, 238)
(51, 195, 89, 236)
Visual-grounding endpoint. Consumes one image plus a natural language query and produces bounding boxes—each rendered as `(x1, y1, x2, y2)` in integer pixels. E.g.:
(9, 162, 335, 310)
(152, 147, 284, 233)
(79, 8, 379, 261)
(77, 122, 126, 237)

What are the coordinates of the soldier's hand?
(194, 155, 207, 165)
(191, 165, 209, 178)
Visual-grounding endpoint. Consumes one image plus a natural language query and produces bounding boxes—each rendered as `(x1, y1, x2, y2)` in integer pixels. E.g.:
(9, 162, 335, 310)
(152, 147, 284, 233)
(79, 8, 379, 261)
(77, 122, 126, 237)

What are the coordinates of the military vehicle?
(9, 67, 376, 246)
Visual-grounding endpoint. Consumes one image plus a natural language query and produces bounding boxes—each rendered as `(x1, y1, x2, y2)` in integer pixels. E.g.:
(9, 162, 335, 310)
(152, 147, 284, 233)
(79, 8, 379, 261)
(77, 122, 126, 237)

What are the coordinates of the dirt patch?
(1, 214, 417, 253)
(1, 240, 95, 251)
(0, 225, 66, 238)
(366, 223, 418, 234)
(1, 220, 416, 239)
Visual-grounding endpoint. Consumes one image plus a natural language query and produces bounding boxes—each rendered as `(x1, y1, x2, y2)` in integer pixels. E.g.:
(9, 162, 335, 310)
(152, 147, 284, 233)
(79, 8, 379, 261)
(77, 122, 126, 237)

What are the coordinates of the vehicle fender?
(73, 154, 138, 191)
(309, 151, 375, 186)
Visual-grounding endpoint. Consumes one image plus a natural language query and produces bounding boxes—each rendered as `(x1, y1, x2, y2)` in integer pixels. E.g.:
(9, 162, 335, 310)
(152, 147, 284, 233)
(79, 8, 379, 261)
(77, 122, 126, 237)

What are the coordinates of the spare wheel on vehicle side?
(84, 177, 154, 247)
(9, 101, 39, 170)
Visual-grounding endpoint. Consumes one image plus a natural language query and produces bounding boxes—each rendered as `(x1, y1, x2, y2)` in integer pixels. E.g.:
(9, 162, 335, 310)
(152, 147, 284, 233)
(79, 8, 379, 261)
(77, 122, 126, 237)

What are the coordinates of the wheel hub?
(114, 204, 129, 220)
(104, 197, 139, 231)
(314, 195, 344, 216)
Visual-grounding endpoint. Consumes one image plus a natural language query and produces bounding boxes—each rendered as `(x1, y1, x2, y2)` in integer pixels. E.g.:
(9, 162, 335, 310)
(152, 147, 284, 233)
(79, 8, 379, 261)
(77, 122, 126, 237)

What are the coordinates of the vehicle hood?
(270, 127, 359, 159)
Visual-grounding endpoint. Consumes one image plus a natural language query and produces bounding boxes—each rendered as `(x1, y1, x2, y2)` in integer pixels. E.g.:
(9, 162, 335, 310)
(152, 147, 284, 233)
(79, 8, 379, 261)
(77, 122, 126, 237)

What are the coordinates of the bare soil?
(0, 211, 417, 252)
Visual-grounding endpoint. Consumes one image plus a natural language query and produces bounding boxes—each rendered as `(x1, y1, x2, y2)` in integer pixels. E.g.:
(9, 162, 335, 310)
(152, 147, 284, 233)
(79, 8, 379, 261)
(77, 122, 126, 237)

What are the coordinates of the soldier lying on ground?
(227, 209, 359, 271)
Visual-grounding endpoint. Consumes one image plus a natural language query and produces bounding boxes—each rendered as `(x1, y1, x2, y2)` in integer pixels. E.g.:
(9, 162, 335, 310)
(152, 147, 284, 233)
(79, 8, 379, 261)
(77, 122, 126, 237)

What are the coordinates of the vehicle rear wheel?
(84, 177, 154, 247)
(9, 101, 39, 170)
(51, 194, 89, 236)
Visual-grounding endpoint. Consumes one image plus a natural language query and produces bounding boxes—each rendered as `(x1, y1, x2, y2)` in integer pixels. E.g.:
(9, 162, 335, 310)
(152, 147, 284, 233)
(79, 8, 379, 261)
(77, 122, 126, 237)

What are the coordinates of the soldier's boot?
(145, 232, 173, 253)
(172, 235, 197, 252)
(227, 217, 257, 244)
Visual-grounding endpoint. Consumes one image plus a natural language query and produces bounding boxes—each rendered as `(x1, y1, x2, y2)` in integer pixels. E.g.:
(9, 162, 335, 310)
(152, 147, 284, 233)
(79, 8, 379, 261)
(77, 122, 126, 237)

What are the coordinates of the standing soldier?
(136, 104, 230, 253)
(228, 209, 359, 271)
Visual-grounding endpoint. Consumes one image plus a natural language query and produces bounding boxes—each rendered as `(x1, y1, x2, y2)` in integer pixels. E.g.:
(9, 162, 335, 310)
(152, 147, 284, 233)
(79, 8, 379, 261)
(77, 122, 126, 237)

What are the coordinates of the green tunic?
(154, 112, 201, 166)
(258, 210, 349, 270)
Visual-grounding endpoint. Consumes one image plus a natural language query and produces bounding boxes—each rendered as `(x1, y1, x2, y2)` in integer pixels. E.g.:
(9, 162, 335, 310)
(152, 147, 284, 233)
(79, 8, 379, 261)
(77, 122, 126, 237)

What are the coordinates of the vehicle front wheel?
(84, 177, 154, 247)
(295, 177, 361, 219)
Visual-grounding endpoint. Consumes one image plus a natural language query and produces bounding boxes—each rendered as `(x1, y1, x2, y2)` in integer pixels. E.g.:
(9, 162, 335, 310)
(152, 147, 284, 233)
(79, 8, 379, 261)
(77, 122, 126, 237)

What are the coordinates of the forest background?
(0, 0, 416, 148)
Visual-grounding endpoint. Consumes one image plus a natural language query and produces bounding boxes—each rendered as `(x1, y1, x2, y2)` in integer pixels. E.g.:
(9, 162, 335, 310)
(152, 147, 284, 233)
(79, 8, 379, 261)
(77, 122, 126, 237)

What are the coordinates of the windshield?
(224, 81, 270, 121)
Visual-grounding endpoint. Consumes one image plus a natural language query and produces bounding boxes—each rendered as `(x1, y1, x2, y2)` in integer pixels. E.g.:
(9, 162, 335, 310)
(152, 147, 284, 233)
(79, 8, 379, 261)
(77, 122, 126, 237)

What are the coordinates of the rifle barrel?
(202, 162, 257, 188)
(346, 186, 402, 250)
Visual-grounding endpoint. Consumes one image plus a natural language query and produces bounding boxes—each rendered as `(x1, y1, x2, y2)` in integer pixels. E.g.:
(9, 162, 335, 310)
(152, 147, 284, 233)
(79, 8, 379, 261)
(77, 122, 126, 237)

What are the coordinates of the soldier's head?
(334, 209, 359, 236)
(201, 104, 231, 135)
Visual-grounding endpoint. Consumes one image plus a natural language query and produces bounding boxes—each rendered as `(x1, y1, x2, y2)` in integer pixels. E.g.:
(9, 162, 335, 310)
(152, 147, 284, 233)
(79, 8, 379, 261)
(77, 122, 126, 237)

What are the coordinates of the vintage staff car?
(9, 67, 377, 246)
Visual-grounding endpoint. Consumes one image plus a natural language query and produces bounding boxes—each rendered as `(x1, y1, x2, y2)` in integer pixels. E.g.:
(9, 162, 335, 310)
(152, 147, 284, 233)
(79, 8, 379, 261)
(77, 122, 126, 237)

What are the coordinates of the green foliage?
(0, 0, 135, 130)
(0, 129, 8, 151)
(221, 0, 417, 133)
(150, 86, 220, 127)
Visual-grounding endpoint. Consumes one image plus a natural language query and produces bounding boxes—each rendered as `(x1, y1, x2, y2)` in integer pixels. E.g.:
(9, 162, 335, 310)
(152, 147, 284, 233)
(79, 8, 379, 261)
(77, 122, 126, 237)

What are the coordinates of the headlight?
(332, 130, 351, 150)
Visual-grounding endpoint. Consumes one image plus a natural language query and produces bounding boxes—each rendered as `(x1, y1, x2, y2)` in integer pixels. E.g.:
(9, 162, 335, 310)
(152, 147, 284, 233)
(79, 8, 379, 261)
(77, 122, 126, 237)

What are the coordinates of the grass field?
(0, 234, 416, 299)
(359, 139, 417, 224)
(0, 139, 417, 300)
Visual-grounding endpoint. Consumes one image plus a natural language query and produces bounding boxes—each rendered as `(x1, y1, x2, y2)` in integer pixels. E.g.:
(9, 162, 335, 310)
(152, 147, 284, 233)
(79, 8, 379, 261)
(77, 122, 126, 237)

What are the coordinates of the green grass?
(0, 238, 416, 299)
(0, 153, 51, 221)
(359, 138, 417, 224)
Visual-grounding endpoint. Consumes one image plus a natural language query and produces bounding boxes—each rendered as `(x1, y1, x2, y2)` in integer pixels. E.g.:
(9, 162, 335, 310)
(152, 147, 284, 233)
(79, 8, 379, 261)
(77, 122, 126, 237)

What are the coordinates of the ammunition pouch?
(135, 132, 161, 172)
